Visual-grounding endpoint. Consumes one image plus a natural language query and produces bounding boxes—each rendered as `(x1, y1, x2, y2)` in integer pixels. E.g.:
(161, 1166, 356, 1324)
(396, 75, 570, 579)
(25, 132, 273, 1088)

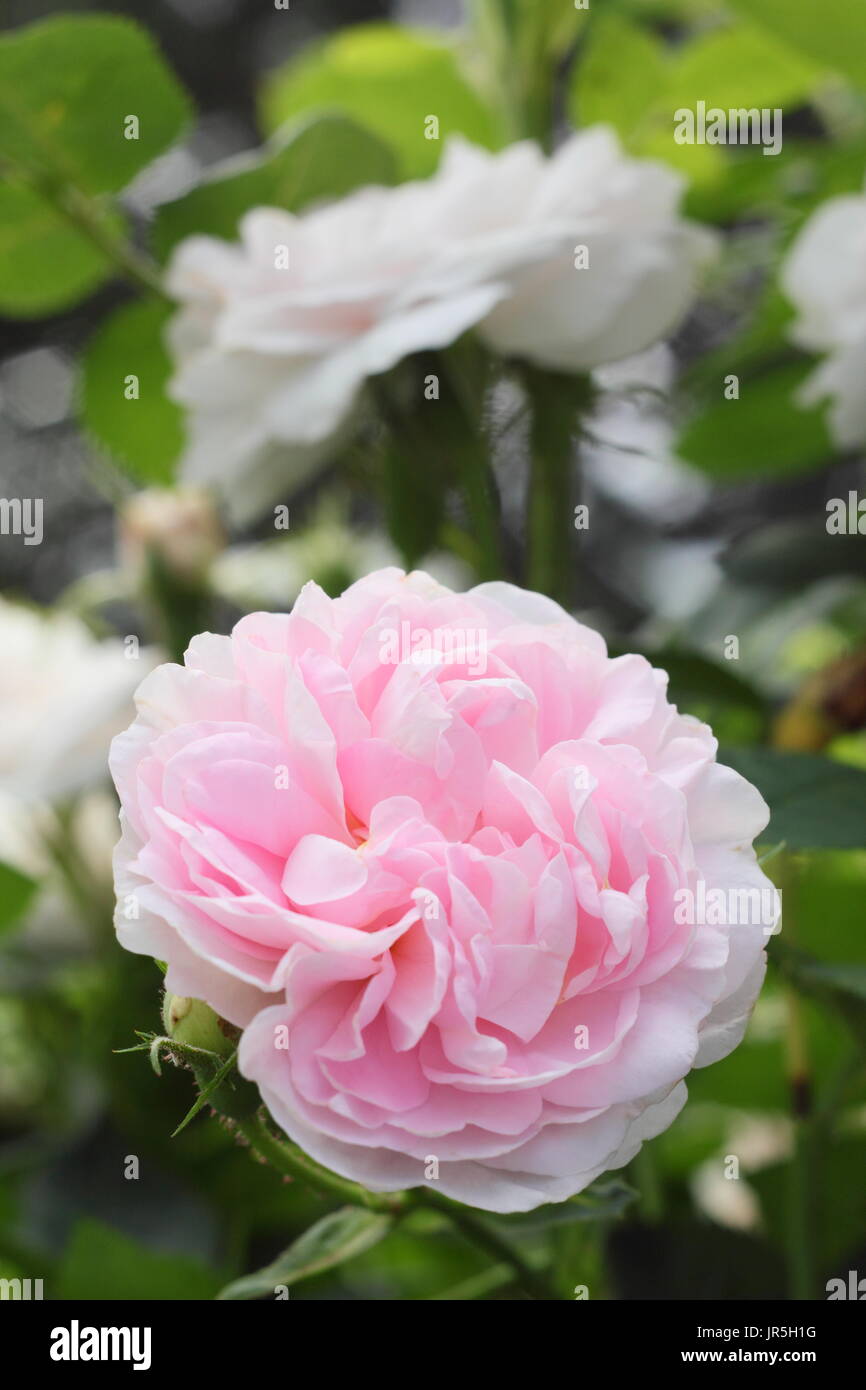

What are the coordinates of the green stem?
(435, 345, 503, 581)
(788, 1114, 817, 1300)
(525, 369, 593, 606)
(633, 1143, 664, 1224)
(235, 1110, 555, 1299)
(373, 354, 503, 582)
(237, 1111, 407, 1214)
(449, 417, 502, 582)
(471, 0, 523, 142)
(416, 1187, 556, 1300)
(554, 1219, 610, 1301)
(779, 852, 818, 1300)
(470, 0, 566, 147)
(144, 547, 214, 666)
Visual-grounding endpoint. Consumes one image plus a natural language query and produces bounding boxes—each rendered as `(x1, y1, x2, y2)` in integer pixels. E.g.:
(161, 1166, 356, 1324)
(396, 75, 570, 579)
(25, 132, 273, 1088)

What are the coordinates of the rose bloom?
(110, 570, 772, 1212)
(166, 127, 715, 520)
(0, 598, 155, 803)
(782, 186, 866, 447)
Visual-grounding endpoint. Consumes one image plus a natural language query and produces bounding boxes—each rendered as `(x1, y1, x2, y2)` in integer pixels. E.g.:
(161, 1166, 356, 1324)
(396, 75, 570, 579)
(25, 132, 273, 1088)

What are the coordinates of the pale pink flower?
(111, 570, 770, 1211)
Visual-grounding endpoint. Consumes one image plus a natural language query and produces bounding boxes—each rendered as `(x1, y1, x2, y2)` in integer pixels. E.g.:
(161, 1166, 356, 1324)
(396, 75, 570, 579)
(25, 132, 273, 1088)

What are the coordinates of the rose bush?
(111, 569, 771, 1212)
(166, 127, 715, 519)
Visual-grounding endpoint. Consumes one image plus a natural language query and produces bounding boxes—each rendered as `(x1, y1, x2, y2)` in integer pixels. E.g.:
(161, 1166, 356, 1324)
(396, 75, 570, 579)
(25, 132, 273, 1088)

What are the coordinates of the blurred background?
(1, 0, 866, 1301)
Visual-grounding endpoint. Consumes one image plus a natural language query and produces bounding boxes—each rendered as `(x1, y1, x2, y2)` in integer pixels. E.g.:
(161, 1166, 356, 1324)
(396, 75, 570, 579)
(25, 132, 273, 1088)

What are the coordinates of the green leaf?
(678, 363, 831, 481)
(772, 941, 866, 1049)
(172, 1049, 239, 1137)
(153, 113, 399, 263)
(0, 861, 37, 936)
(788, 851, 866, 961)
(337, 1216, 501, 1301)
(684, 135, 866, 224)
(721, 515, 866, 588)
(571, 17, 818, 196)
(719, 746, 866, 849)
(662, 20, 819, 114)
(260, 23, 503, 178)
(217, 1206, 393, 1300)
(685, 285, 796, 395)
(783, 957, 866, 1006)
(57, 1219, 222, 1300)
(0, 176, 120, 316)
(569, 14, 668, 139)
(0, 16, 191, 195)
(728, 0, 866, 88)
(80, 298, 183, 485)
(495, 1179, 637, 1233)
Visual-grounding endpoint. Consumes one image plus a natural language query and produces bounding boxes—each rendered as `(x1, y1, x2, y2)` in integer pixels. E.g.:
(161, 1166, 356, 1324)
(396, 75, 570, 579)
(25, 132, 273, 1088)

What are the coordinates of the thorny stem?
(236, 1111, 408, 1215)
(236, 1110, 557, 1299)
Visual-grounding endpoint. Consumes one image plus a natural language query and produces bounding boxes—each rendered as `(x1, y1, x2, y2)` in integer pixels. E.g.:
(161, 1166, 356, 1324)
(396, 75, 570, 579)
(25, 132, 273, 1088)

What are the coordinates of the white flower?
(782, 189, 866, 448)
(166, 127, 715, 521)
(0, 599, 157, 802)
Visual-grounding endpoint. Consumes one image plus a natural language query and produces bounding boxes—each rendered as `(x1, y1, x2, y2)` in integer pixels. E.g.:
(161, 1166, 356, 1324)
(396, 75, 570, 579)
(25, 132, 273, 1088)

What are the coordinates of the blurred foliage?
(81, 299, 182, 484)
(152, 113, 399, 262)
(260, 23, 505, 175)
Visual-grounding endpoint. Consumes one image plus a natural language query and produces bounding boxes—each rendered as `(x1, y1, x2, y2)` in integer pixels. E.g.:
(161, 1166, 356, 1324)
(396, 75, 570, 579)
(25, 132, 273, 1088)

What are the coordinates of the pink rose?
(110, 569, 772, 1212)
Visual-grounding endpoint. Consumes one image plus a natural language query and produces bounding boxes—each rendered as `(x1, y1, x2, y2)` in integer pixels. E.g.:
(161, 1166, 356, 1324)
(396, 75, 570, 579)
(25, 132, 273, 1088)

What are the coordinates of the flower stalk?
(193, 1077, 557, 1298)
(524, 368, 593, 606)
(777, 851, 819, 1301)
(236, 1111, 408, 1215)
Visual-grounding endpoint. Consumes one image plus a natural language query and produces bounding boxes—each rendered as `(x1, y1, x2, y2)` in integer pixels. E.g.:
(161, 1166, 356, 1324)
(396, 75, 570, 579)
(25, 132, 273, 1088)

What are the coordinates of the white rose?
(0, 599, 157, 802)
(166, 126, 715, 521)
(782, 189, 866, 447)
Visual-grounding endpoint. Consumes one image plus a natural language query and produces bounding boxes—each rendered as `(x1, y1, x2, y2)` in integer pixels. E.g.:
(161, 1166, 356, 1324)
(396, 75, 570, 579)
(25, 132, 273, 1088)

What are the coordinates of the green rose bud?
(161, 994, 237, 1058)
